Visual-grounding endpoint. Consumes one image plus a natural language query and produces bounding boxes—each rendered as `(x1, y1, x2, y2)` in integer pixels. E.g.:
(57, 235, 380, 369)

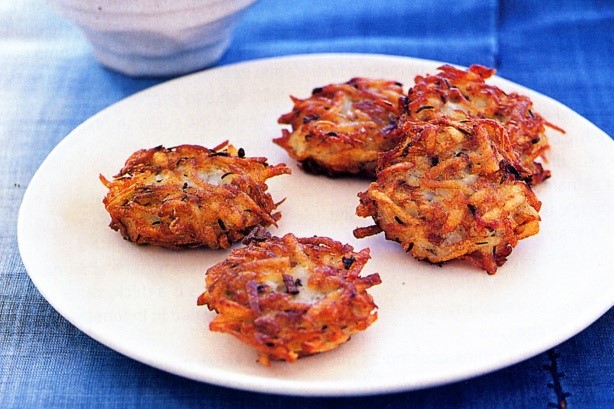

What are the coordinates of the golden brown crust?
(275, 77, 404, 177)
(197, 231, 381, 365)
(100, 143, 291, 249)
(354, 118, 541, 274)
(402, 64, 562, 185)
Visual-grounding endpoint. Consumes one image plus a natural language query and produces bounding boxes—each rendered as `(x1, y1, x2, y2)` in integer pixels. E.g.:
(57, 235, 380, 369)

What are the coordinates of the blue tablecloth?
(1, 0, 612, 407)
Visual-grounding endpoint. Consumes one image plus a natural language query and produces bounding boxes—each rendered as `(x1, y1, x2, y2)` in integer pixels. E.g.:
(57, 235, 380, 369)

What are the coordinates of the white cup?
(47, 0, 257, 77)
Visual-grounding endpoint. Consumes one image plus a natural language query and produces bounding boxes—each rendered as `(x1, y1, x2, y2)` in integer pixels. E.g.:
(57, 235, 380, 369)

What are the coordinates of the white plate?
(18, 54, 614, 396)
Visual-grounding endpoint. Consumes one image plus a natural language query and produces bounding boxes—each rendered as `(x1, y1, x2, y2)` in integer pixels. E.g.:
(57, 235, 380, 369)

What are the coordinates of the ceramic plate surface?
(18, 54, 614, 396)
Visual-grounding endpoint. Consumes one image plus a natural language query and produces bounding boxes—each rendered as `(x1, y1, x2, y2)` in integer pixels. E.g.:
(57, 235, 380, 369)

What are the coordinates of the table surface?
(1, 0, 612, 407)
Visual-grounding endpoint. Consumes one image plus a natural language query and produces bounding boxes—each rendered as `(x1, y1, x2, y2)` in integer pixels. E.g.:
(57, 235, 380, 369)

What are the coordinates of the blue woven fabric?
(1, 0, 612, 407)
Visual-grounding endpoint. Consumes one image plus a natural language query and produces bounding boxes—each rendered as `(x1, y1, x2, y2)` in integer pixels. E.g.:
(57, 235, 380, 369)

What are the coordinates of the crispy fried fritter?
(354, 119, 541, 274)
(197, 230, 381, 365)
(275, 77, 404, 177)
(403, 64, 562, 185)
(100, 143, 291, 249)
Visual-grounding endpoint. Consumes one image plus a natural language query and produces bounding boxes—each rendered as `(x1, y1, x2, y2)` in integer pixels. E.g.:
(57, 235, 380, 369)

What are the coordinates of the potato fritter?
(197, 230, 381, 365)
(100, 143, 291, 249)
(354, 118, 541, 274)
(275, 77, 404, 177)
(403, 64, 563, 185)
